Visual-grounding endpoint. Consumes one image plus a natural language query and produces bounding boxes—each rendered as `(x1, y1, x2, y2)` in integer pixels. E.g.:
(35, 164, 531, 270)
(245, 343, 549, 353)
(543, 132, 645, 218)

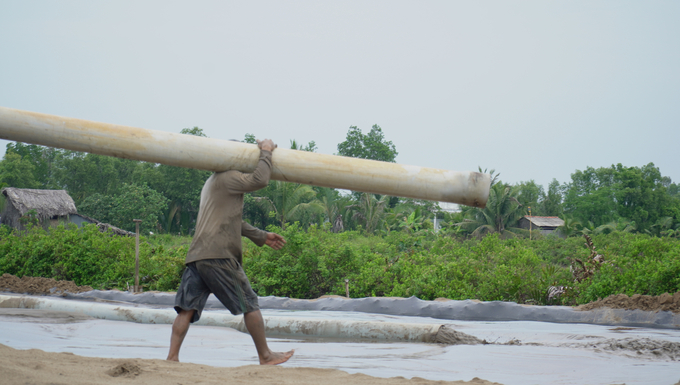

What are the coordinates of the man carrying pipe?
(167, 138, 294, 365)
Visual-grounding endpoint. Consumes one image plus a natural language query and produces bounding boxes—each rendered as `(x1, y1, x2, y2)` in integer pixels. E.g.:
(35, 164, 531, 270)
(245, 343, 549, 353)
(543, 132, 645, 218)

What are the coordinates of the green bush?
(575, 233, 680, 303)
(0, 223, 186, 291)
(2, 222, 679, 304)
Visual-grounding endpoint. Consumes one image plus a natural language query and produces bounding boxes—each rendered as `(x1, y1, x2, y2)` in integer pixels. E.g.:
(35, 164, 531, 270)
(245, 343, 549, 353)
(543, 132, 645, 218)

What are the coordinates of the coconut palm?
(316, 187, 340, 224)
(254, 181, 321, 229)
(478, 166, 501, 185)
(351, 192, 389, 234)
(594, 219, 636, 234)
(557, 216, 581, 237)
(457, 182, 527, 238)
(650, 216, 676, 237)
(315, 187, 355, 232)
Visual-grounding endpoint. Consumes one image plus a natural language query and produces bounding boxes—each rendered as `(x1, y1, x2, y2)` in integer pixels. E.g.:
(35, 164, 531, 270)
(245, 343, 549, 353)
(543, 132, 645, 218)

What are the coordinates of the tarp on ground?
(64, 290, 680, 329)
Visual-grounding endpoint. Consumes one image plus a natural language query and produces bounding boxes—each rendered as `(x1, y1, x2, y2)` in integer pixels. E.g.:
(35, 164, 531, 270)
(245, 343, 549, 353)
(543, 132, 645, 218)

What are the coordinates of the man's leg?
(196, 259, 294, 365)
(167, 309, 195, 362)
(244, 309, 294, 365)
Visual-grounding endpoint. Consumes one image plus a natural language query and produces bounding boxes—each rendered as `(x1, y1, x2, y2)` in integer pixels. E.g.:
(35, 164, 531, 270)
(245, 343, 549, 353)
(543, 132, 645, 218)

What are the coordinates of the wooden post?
(133, 219, 142, 293)
(345, 279, 350, 298)
(528, 207, 532, 241)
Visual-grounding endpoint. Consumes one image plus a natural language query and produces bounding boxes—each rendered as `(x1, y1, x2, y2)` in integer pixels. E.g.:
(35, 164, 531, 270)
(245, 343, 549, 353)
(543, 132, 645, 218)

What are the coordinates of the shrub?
(2, 222, 679, 304)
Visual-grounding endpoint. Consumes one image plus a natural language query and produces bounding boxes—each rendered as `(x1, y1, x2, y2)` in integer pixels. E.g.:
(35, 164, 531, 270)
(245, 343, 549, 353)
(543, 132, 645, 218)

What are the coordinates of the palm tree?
(351, 192, 389, 234)
(478, 166, 500, 185)
(316, 187, 340, 224)
(315, 187, 354, 232)
(650, 216, 675, 237)
(557, 216, 581, 237)
(579, 220, 596, 235)
(594, 219, 636, 234)
(254, 181, 321, 229)
(457, 182, 527, 238)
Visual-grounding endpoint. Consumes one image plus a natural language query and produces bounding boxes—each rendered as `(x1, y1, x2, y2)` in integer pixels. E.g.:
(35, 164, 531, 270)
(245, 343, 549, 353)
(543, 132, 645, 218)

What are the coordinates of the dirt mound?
(0, 274, 93, 296)
(432, 325, 489, 345)
(578, 292, 680, 314)
(107, 361, 142, 378)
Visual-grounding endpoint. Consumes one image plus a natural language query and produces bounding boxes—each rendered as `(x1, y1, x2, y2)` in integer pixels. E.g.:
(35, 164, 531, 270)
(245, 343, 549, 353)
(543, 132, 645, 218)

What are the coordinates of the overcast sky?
(1, 1, 678, 191)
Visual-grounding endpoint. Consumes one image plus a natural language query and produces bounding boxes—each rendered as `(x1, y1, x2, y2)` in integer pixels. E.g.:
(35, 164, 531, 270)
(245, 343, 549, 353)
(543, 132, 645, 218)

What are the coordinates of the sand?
(0, 274, 505, 384)
(4, 274, 680, 384)
(0, 343, 500, 385)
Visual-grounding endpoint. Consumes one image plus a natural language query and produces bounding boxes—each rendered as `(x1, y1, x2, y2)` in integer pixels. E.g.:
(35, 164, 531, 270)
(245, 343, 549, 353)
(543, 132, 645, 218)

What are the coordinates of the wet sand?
(2, 306, 680, 385)
(2, 276, 680, 384)
(0, 342, 498, 385)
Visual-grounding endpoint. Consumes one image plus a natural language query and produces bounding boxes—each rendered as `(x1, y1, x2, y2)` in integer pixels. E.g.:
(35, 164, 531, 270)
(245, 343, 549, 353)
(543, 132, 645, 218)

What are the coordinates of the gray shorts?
(174, 258, 260, 323)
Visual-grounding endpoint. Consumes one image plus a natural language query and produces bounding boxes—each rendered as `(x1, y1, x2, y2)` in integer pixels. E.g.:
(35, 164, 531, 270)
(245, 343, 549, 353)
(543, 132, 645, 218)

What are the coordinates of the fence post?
(133, 219, 142, 293)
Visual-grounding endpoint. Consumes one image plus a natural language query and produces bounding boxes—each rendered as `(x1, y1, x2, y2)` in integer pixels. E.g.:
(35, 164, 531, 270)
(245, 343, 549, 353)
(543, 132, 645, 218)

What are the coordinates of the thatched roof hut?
(0, 188, 133, 236)
(1, 187, 77, 229)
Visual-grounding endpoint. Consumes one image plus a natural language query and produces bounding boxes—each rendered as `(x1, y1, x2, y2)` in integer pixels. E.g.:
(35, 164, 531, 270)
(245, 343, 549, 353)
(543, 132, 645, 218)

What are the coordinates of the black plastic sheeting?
(67, 290, 680, 329)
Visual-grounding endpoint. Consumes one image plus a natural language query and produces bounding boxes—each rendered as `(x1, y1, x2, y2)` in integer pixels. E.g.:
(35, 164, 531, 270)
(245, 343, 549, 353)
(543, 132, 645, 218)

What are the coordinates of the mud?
(0, 274, 92, 296)
(578, 292, 680, 314)
(559, 337, 680, 361)
(432, 325, 488, 345)
(0, 308, 94, 323)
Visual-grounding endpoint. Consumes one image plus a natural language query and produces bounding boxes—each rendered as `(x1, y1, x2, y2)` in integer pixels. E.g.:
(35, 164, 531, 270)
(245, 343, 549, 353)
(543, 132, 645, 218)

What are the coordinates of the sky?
(1, 1, 678, 192)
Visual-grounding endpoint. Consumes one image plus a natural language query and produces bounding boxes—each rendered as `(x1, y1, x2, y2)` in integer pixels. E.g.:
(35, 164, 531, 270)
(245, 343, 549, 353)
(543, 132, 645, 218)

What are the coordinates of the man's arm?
(241, 221, 286, 250)
(226, 139, 277, 194)
(241, 221, 268, 247)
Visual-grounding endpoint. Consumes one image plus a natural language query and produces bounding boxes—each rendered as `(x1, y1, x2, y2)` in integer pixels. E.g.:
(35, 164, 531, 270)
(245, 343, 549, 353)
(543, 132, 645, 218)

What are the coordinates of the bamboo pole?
(0, 106, 490, 207)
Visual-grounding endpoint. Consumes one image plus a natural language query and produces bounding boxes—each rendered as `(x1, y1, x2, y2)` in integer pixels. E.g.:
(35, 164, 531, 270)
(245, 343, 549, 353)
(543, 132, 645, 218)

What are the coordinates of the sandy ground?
(3, 274, 680, 384)
(0, 342, 499, 385)
(0, 275, 503, 385)
(4, 306, 680, 385)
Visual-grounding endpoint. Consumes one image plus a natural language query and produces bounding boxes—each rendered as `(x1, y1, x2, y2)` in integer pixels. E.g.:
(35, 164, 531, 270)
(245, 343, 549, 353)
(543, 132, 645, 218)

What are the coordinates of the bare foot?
(166, 356, 179, 362)
(260, 349, 294, 365)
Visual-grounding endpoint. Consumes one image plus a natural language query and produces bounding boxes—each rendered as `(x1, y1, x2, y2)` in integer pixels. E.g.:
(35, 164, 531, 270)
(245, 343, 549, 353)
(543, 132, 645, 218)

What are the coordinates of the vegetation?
(0, 224, 187, 291)
(1, 222, 679, 306)
(1, 124, 679, 304)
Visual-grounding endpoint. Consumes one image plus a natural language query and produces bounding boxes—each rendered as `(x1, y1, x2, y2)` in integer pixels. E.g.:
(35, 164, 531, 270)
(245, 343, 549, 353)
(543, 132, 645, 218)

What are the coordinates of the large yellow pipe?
(0, 106, 490, 207)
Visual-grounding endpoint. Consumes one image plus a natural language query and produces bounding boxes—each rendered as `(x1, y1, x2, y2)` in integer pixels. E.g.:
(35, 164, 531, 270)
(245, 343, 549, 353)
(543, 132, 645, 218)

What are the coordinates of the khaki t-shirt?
(185, 150, 272, 265)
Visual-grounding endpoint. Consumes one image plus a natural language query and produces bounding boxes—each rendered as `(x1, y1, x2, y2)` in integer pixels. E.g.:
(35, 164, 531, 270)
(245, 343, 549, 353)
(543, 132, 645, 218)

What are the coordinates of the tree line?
(1, 124, 679, 239)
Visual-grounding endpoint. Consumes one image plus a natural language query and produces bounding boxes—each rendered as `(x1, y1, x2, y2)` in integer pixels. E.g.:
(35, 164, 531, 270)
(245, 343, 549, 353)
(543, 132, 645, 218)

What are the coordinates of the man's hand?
(265, 232, 286, 250)
(257, 139, 277, 152)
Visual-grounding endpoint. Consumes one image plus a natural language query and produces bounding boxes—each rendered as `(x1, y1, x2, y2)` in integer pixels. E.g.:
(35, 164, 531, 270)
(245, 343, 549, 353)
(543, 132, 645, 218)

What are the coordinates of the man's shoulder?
(212, 169, 243, 180)
(208, 170, 249, 192)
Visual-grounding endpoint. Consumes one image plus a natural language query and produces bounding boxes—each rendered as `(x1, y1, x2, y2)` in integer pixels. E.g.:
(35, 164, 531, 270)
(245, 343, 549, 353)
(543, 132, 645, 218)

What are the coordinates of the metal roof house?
(518, 216, 565, 236)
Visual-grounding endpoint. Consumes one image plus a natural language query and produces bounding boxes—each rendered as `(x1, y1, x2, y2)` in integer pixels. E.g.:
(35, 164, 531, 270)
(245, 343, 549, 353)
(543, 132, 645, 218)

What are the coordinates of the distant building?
(438, 202, 460, 213)
(1, 187, 132, 236)
(1, 187, 77, 230)
(518, 216, 565, 236)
